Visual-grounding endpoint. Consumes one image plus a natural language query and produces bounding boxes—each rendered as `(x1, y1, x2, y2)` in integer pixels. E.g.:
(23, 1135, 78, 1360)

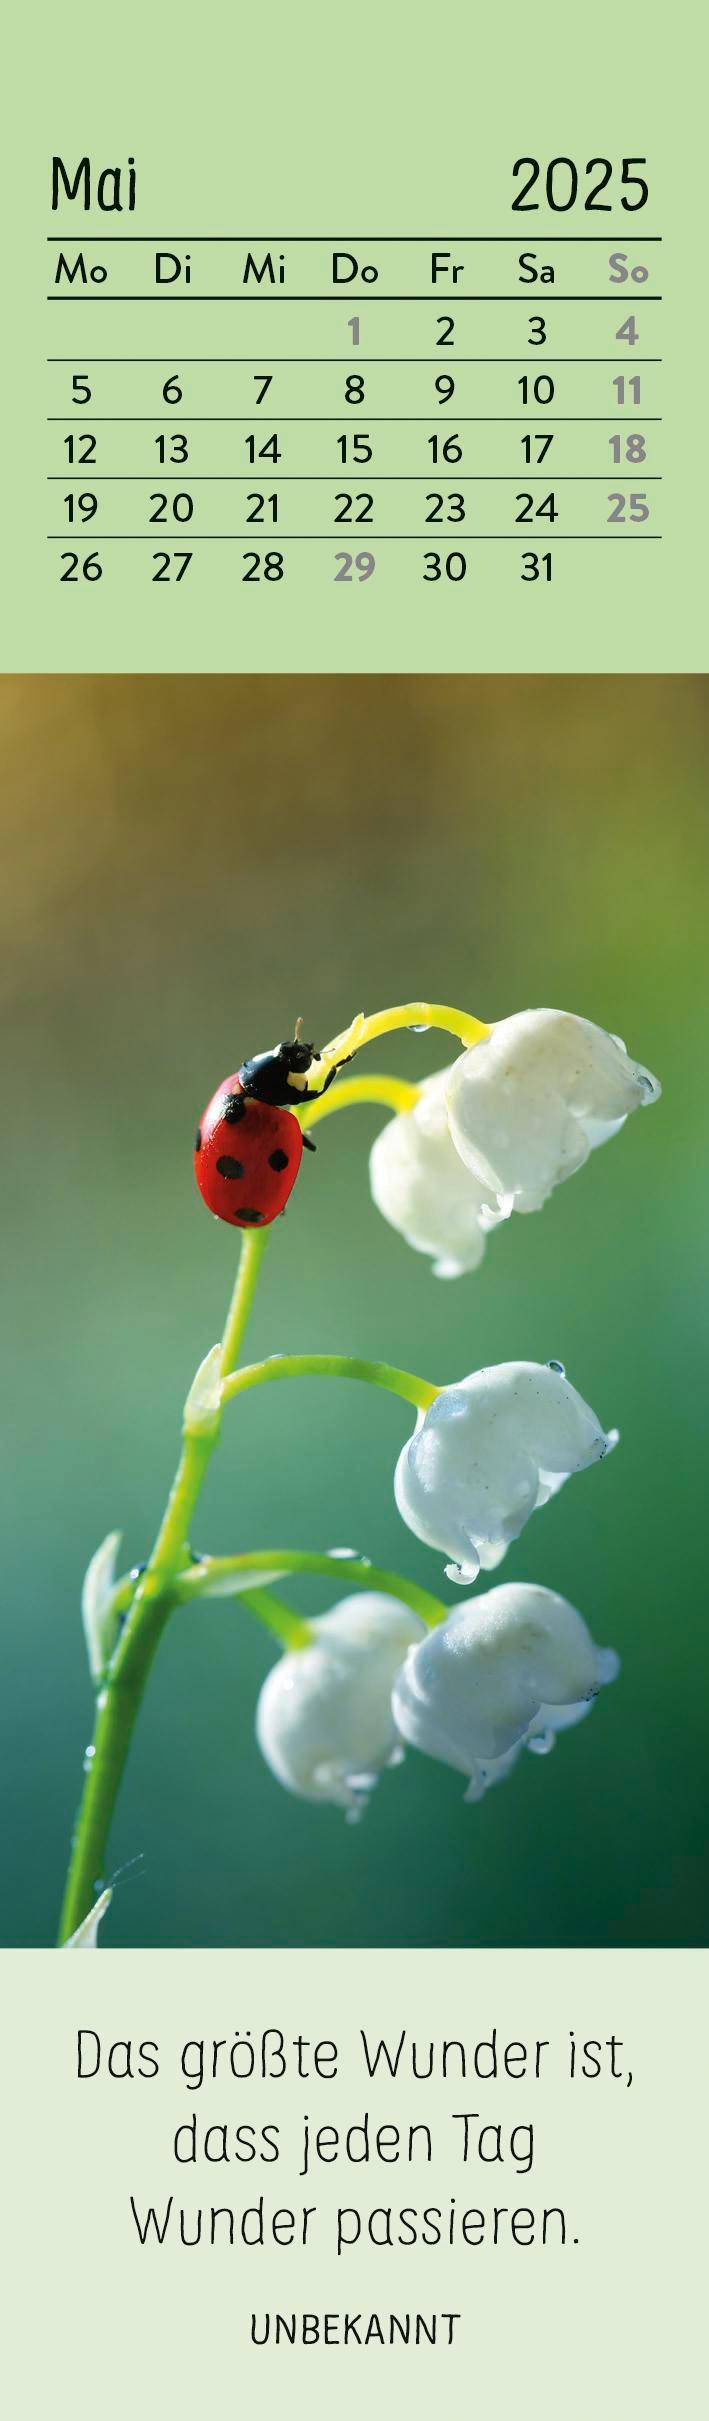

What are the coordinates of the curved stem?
(222, 1351, 438, 1416)
(301, 1072, 420, 1132)
(240, 1588, 313, 1650)
(178, 1548, 446, 1630)
(318, 998, 490, 1082)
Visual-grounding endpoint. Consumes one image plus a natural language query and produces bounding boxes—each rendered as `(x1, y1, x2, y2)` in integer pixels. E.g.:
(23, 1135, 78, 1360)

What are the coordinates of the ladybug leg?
(302, 1133, 317, 1154)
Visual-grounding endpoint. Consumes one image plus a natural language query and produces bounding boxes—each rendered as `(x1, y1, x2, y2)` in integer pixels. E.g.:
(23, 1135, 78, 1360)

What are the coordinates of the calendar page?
(1, 7, 708, 2420)
(2, 0, 708, 668)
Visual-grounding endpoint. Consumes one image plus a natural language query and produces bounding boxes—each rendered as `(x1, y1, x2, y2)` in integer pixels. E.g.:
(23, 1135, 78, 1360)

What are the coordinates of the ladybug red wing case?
(194, 1075, 304, 1228)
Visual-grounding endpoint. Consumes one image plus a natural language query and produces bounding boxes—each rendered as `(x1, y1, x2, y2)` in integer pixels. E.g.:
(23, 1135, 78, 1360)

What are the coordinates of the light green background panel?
(2, 0, 708, 670)
(0, 674, 707, 1947)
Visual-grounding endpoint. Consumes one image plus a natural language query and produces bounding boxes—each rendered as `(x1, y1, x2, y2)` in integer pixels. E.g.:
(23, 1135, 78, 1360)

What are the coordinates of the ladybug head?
(238, 1027, 319, 1105)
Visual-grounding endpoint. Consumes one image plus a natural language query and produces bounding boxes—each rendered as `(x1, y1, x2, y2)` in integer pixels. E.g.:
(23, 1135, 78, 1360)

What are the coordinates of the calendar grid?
(45, 224, 665, 589)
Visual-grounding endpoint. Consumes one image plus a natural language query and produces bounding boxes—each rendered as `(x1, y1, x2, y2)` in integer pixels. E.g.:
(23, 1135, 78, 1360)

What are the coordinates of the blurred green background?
(1, 674, 707, 1946)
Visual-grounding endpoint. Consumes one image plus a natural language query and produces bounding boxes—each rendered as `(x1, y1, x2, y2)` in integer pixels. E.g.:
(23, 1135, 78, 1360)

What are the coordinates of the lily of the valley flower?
(255, 1593, 425, 1813)
(392, 1583, 619, 1801)
(394, 1360, 616, 1581)
(369, 1066, 502, 1278)
(445, 1007, 660, 1216)
(367, 1011, 659, 1277)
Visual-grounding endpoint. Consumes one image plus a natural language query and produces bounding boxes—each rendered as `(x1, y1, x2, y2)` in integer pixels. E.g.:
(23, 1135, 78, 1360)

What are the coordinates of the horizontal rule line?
(45, 294, 663, 305)
(47, 292, 663, 303)
(46, 531, 662, 541)
(47, 410, 663, 424)
(46, 355, 663, 367)
(49, 474, 663, 483)
(45, 233, 664, 243)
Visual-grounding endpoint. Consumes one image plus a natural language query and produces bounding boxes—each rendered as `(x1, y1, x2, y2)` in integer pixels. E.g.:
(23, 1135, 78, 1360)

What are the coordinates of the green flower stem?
(318, 998, 490, 1083)
(57, 1227, 268, 1942)
(57, 1621, 167, 1944)
(301, 1072, 420, 1132)
(177, 1548, 446, 1630)
(220, 1227, 270, 1378)
(222, 1352, 438, 1416)
(240, 1588, 313, 1650)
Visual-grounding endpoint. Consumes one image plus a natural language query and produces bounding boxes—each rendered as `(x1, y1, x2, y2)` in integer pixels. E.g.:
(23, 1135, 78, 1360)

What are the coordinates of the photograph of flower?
(1, 674, 706, 1947)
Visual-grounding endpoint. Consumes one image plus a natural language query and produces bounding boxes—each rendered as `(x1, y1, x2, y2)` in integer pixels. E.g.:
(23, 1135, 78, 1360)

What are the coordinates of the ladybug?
(193, 1024, 347, 1229)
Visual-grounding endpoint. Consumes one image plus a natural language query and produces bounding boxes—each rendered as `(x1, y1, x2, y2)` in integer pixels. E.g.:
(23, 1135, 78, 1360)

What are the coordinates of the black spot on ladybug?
(194, 1127, 202, 1152)
(216, 1155, 246, 1180)
(222, 1092, 247, 1123)
(237, 1208, 263, 1224)
(268, 1148, 289, 1171)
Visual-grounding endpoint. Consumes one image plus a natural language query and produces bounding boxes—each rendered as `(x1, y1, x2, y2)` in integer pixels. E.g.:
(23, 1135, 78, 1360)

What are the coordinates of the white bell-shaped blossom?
(392, 1583, 619, 1801)
(445, 1009, 660, 1216)
(255, 1593, 425, 1813)
(394, 1360, 616, 1582)
(369, 1067, 502, 1278)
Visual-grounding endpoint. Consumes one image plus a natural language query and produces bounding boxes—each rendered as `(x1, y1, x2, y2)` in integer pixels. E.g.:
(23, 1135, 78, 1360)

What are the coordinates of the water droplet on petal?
(547, 1359, 566, 1376)
(528, 1728, 555, 1757)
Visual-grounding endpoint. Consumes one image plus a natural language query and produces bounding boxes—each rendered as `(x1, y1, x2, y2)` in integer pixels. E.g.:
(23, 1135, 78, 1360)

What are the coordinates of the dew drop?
(83, 1744, 96, 1772)
(407, 1022, 431, 1033)
(328, 1545, 364, 1561)
(547, 1359, 566, 1376)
